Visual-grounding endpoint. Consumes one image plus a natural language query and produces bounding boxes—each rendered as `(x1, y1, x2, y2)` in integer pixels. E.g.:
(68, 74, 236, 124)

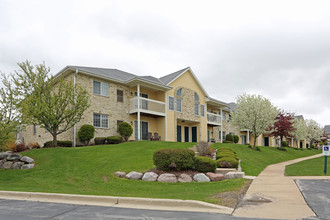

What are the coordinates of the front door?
(192, 126, 197, 142)
(264, 137, 269, 146)
(184, 126, 189, 142)
(177, 125, 182, 142)
(300, 141, 303, 148)
(134, 121, 148, 140)
(207, 130, 210, 142)
(242, 135, 246, 145)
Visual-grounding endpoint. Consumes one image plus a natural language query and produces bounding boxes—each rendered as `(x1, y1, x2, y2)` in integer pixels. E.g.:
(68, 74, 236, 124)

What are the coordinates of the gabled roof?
(324, 125, 330, 134)
(159, 67, 190, 85)
(295, 115, 304, 121)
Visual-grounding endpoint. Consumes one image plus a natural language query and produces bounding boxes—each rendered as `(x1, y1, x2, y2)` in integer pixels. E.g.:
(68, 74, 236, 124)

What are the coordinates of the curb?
(0, 191, 233, 214)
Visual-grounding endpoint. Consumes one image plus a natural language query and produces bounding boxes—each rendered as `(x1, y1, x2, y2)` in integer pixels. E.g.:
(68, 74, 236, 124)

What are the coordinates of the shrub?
(196, 141, 209, 156)
(256, 146, 261, 151)
(225, 134, 233, 142)
(118, 122, 133, 142)
(153, 149, 195, 171)
(28, 142, 40, 149)
(194, 156, 217, 172)
(43, 140, 72, 148)
(12, 143, 27, 152)
(217, 157, 238, 168)
(233, 135, 239, 143)
(78, 125, 95, 145)
(277, 147, 287, 151)
(216, 152, 238, 160)
(106, 136, 121, 144)
(222, 140, 233, 143)
(282, 141, 289, 147)
(94, 137, 106, 145)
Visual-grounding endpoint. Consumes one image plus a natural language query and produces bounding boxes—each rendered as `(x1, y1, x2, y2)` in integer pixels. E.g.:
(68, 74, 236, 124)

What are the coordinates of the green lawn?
(285, 156, 330, 176)
(0, 142, 320, 204)
(212, 143, 321, 176)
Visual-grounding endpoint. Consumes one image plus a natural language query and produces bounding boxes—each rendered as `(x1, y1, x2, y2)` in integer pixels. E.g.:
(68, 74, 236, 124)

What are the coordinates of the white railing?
(207, 112, 222, 125)
(130, 97, 165, 116)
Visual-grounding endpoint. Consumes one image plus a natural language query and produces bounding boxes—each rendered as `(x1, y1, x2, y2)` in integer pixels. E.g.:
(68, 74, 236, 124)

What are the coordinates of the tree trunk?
(280, 136, 283, 147)
(52, 133, 57, 147)
(253, 134, 257, 149)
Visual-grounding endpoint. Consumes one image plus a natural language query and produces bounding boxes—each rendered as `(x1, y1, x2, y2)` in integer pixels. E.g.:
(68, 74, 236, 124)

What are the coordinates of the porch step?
(215, 168, 238, 175)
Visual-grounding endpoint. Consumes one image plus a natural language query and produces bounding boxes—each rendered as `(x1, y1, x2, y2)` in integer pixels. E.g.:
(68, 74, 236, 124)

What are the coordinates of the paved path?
(233, 154, 324, 220)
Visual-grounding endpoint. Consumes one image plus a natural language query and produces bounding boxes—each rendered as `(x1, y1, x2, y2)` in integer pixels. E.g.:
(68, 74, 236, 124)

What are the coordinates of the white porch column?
(291, 138, 294, 147)
(247, 130, 250, 144)
(220, 108, 223, 143)
(164, 92, 167, 141)
(137, 84, 141, 140)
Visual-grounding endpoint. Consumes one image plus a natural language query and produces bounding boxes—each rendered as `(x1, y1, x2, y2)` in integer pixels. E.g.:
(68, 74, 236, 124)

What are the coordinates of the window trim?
(168, 96, 174, 111)
(93, 80, 109, 97)
(176, 98, 182, 112)
(93, 113, 109, 129)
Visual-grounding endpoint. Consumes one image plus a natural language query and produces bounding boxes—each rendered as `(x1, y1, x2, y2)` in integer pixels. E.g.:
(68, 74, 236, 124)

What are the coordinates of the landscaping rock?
(225, 171, 245, 179)
(21, 164, 34, 170)
(115, 171, 127, 178)
(206, 172, 224, 181)
(0, 152, 9, 159)
(0, 161, 3, 168)
(193, 173, 210, 182)
(142, 172, 158, 181)
(125, 171, 143, 180)
(157, 173, 177, 183)
(6, 153, 22, 161)
(12, 162, 22, 169)
(178, 174, 192, 183)
(3, 161, 13, 169)
(21, 156, 34, 163)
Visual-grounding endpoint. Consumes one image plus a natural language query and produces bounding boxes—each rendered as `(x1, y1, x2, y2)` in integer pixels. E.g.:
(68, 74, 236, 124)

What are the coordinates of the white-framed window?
(201, 104, 205, 117)
(194, 93, 199, 101)
(169, 96, 174, 111)
(222, 131, 226, 139)
(176, 88, 182, 97)
(194, 103, 199, 116)
(93, 80, 108, 96)
(222, 112, 226, 121)
(93, 113, 109, 128)
(176, 98, 182, 112)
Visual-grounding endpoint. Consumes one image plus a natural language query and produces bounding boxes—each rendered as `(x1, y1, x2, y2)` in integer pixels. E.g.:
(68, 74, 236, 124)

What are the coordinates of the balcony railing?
(207, 112, 222, 126)
(129, 97, 166, 116)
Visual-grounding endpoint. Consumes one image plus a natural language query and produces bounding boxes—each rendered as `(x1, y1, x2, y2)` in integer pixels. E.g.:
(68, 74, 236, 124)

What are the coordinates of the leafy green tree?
(291, 118, 307, 148)
(10, 61, 90, 147)
(305, 119, 323, 147)
(232, 94, 279, 149)
(0, 74, 20, 148)
(118, 122, 133, 142)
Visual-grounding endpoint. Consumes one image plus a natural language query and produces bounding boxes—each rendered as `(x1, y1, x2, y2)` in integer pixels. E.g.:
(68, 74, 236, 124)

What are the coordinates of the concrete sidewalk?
(233, 153, 324, 220)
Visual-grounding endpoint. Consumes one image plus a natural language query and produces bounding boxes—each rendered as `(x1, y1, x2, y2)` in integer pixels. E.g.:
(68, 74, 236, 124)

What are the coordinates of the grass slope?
(285, 156, 330, 176)
(0, 141, 246, 204)
(212, 143, 320, 176)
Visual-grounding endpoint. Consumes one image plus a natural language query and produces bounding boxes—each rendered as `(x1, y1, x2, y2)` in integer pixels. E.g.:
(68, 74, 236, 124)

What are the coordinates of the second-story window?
(169, 96, 174, 110)
(117, 89, 123, 102)
(201, 104, 205, 117)
(194, 103, 199, 116)
(93, 80, 108, 96)
(222, 112, 226, 121)
(176, 98, 182, 112)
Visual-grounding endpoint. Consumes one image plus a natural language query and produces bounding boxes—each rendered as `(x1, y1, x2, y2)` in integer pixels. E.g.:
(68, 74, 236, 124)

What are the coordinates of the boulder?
(115, 171, 126, 178)
(125, 171, 143, 180)
(225, 171, 245, 179)
(0, 161, 3, 168)
(7, 153, 22, 161)
(3, 161, 13, 169)
(206, 172, 225, 181)
(193, 173, 210, 182)
(157, 173, 177, 183)
(21, 164, 34, 170)
(142, 172, 158, 181)
(0, 152, 10, 159)
(12, 162, 22, 169)
(178, 174, 192, 183)
(21, 156, 34, 163)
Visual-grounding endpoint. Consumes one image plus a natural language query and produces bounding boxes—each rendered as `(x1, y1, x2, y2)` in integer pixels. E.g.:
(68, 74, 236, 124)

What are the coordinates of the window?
(201, 104, 205, 117)
(194, 93, 199, 101)
(93, 81, 108, 96)
(93, 113, 108, 128)
(117, 90, 123, 102)
(117, 120, 123, 131)
(169, 96, 174, 110)
(176, 98, 182, 112)
(33, 124, 37, 135)
(194, 103, 199, 116)
(222, 131, 226, 139)
(222, 112, 226, 121)
(176, 88, 182, 97)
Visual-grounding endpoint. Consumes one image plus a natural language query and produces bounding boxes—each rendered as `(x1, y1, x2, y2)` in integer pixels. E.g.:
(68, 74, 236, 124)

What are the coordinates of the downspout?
(73, 69, 78, 147)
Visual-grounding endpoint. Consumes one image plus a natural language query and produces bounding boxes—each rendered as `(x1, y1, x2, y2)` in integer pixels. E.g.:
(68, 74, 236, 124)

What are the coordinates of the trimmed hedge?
(44, 140, 73, 148)
(233, 135, 239, 143)
(78, 124, 95, 145)
(225, 134, 233, 142)
(94, 137, 106, 145)
(153, 149, 195, 171)
(106, 136, 121, 144)
(217, 157, 238, 168)
(216, 148, 237, 160)
(194, 156, 217, 172)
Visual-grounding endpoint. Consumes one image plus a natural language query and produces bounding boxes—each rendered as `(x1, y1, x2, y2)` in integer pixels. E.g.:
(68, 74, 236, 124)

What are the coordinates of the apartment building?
(21, 66, 230, 146)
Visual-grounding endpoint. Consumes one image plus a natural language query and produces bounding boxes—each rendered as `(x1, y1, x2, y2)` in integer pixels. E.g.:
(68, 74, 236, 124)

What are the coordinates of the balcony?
(207, 112, 222, 126)
(129, 97, 166, 117)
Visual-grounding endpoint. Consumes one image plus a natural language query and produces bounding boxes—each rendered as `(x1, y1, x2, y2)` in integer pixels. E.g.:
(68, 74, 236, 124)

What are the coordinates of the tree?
(269, 111, 295, 147)
(118, 122, 133, 142)
(232, 94, 279, 149)
(291, 118, 307, 148)
(305, 119, 323, 147)
(10, 61, 90, 147)
(0, 74, 20, 148)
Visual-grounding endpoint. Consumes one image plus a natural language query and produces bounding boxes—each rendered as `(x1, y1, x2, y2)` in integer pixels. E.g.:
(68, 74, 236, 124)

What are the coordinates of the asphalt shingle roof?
(159, 67, 190, 85)
(324, 125, 330, 134)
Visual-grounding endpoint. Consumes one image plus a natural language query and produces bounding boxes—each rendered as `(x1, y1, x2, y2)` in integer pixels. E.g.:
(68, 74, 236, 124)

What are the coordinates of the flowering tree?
(232, 94, 279, 149)
(269, 111, 295, 147)
(291, 118, 308, 148)
(305, 119, 323, 147)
